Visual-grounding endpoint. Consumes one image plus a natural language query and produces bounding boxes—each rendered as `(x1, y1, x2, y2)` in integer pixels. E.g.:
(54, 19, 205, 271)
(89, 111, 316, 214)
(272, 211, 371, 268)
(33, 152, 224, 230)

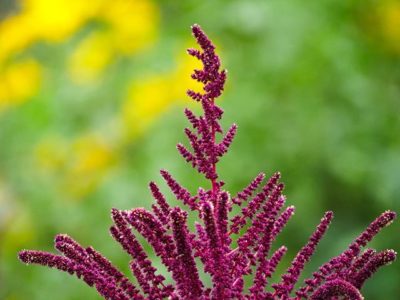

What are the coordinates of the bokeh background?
(0, 0, 399, 299)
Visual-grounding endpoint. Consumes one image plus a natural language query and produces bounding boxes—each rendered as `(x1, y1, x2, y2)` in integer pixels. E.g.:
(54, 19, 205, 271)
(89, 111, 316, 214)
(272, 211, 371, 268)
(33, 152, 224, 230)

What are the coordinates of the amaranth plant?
(19, 24, 397, 300)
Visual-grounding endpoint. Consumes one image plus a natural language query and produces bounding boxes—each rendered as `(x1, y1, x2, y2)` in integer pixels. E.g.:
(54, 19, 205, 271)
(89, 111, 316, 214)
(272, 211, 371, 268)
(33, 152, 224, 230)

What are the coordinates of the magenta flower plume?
(19, 24, 396, 300)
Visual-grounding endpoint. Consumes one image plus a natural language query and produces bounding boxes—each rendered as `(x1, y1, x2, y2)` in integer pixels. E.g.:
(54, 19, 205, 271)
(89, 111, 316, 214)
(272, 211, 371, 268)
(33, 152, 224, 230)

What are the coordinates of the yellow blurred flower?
(68, 31, 115, 82)
(365, 0, 400, 54)
(35, 134, 116, 199)
(68, 0, 159, 83)
(377, 0, 400, 53)
(0, 59, 42, 112)
(122, 53, 203, 139)
(64, 134, 115, 197)
(0, 0, 100, 62)
(123, 76, 173, 137)
(0, 0, 159, 108)
(0, 0, 96, 112)
(98, 0, 158, 54)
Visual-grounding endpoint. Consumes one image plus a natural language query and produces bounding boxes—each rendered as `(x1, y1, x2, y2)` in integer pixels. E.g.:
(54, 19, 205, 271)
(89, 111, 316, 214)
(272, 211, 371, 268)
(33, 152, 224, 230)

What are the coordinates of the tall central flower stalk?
(19, 25, 396, 300)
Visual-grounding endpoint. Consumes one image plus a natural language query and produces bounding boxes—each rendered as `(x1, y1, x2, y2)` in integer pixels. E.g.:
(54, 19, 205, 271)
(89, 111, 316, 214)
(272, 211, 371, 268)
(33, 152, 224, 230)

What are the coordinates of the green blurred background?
(0, 0, 399, 299)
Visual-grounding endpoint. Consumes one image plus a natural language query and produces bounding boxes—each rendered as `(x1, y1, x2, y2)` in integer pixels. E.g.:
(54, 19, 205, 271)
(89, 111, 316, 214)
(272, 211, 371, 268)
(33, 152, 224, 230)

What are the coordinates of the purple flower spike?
(19, 250, 76, 275)
(19, 24, 396, 300)
(355, 210, 396, 248)
(170, 207, 203, 299)
(232, 172, 266, 206)
(311, 279, 364, 300)
(160, 169, 197, 210)
(273, 211, 334, 298)
(352, 249, 397, 289)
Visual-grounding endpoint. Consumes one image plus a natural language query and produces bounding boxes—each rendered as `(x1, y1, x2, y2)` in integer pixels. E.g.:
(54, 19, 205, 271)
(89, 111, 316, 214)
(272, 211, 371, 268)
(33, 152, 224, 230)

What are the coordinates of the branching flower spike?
(19, 24, 397, 300)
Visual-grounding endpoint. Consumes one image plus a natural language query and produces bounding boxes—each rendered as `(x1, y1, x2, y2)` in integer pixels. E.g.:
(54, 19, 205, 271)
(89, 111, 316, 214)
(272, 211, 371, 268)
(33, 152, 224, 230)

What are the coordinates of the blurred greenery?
(0, 0, 399, 299)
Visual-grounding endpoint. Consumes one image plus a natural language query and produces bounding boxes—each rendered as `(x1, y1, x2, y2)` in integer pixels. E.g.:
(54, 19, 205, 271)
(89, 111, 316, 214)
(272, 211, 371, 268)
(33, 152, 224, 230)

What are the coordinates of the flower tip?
(54, 233, 69, 243)
(18, 250, 41, 265)
(170, 207, 188, 225)
(111, 208, 120, 217)
(380, 210, 397, 227)
(191, 24, 202, 35)
(325, 211, 334, 218)
(321, 211, 334, 225)
(18, 250, 29, 262)
(385, 210, 397, 219)
(384, 249, 397, 264)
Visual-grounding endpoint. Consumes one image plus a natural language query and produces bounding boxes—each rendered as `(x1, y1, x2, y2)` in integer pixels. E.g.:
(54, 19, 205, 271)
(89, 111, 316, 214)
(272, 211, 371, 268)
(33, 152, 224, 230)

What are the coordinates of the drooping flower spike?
(19, 24, 396, 300)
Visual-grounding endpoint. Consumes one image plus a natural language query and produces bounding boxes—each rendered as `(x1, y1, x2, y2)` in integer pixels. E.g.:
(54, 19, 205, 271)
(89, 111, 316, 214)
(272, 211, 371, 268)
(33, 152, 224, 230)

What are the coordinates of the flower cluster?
(19, 24, 396, 300)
